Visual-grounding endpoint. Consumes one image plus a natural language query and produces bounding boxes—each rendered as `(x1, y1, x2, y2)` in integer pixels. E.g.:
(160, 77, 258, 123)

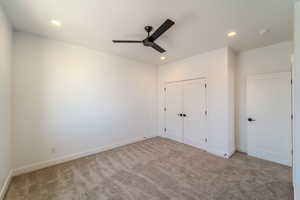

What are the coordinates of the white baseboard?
(12, 135, 157, 176)
(0, 170, 13, 200)
(206, 147, 229, 158)
(226, 148, 236, 158)
(207, 148, 236, 159)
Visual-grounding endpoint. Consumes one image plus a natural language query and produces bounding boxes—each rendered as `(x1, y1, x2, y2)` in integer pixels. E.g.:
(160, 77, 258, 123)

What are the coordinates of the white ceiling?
(0, 0, 294, 65)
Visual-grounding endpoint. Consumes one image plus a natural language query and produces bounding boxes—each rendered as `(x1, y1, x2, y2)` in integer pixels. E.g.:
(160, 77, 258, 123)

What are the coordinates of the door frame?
(291, 54, 295, 186)
(246, 72, 293, 166)
(163, 77, 208, 146)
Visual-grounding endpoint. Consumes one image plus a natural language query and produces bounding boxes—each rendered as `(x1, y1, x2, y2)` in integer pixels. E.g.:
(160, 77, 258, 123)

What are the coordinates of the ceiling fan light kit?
(113, 19, 175, 53)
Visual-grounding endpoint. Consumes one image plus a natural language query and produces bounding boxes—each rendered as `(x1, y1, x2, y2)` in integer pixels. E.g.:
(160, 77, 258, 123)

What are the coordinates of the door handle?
(248, 118, 256, 122)
(182, 114, 187, 117)
(178, 113, 183, 117)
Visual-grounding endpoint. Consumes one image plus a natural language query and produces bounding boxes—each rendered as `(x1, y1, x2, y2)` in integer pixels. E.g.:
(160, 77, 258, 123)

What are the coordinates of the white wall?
(0, 5, 12, 194)
(158, 47, 235, 157)
(12, 32, 157, 170)
(236, 41, 293, 152)
(227, 48, 236, 154)
(294, 2, 300, 199)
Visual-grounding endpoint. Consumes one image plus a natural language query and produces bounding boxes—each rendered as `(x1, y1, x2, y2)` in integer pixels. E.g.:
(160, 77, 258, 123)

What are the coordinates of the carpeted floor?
(5, 137, 293, 200)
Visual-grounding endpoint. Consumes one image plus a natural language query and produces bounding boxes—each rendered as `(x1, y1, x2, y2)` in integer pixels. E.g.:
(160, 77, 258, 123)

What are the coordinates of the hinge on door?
(205, 110, 207, 115)
(291, 114, 294, 120)
(164, 88, 166, 92)
(205, 138, 208, 143)
(205, 84, 207, 88)
(164, 107, 167, 112)
(164, 128, 167, 132)
(291, 80, 293, 85)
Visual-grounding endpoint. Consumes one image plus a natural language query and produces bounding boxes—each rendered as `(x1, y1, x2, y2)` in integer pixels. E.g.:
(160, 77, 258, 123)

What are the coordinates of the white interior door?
(183, 79, 207, 149)
(165, 83, 183, 142)
(247, 72, 292, 166)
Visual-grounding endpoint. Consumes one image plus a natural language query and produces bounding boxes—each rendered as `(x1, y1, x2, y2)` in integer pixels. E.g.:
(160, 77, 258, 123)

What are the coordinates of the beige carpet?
(5, 137, 293, 200)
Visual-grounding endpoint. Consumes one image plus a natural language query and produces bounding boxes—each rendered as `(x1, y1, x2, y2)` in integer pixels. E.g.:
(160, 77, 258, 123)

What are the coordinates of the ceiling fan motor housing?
(143, 38, 154, 47)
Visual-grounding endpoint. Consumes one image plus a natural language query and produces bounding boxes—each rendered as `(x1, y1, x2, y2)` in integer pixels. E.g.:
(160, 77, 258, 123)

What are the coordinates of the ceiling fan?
(112, 19, 175, 53)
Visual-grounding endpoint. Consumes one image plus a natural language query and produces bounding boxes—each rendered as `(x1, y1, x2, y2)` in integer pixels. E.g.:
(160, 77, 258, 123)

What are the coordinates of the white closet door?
(165, 83, 184, 142)
(183, 79, 207, 149)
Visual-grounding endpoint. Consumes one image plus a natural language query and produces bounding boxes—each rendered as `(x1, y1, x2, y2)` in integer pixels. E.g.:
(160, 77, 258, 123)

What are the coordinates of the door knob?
(248, 118, 256, 122)
(178, 113, 183, 117)
(182, 114, 187, 117)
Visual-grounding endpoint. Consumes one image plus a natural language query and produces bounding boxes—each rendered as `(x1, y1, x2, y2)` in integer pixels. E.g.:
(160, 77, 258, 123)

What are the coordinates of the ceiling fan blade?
(112, 40, 142, 43)
(151, 43, 166, 53)
(149, 19, 175, 41)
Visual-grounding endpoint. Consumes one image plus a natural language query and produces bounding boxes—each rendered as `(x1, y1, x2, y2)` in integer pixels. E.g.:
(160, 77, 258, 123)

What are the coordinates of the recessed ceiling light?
(51, 19, 62, 27)
(227, 32, 237, 37)
(160, 56, 166, 60)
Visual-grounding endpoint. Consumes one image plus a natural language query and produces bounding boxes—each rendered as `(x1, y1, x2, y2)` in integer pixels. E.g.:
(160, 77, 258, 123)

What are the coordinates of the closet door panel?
(183, 79, 207, 149)
(165, 83, 184, 142)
